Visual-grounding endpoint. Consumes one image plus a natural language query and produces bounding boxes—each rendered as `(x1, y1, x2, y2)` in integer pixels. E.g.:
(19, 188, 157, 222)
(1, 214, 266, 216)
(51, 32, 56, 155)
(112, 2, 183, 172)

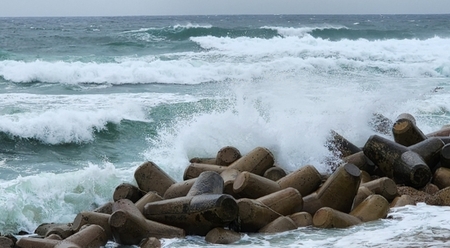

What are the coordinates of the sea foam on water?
(1, 15, 450, 247)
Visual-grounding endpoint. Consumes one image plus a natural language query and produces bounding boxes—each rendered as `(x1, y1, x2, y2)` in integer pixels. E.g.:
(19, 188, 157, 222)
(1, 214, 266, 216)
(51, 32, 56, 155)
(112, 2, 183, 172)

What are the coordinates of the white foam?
(119, 23, 212, 43)
(144, 70, 450, 177)
(0, 93, 198, 144)
(122, 23, 212, 34)
(0, 162, 134, 235)
(0, 57, 251, 85)
(190, 35, 450, 79)
(262, 25, 348, 38)
(173, 23, 213, 29)
(1, 35, 449, 86)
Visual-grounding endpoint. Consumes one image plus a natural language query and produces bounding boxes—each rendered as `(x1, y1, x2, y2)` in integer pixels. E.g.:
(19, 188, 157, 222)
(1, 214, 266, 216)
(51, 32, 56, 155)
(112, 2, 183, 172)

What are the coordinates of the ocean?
(1, 14, 450, 247)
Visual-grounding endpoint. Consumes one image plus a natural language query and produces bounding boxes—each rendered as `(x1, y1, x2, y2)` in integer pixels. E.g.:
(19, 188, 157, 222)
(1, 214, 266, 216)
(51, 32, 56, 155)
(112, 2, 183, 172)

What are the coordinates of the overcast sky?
(1, 0, 449, 17)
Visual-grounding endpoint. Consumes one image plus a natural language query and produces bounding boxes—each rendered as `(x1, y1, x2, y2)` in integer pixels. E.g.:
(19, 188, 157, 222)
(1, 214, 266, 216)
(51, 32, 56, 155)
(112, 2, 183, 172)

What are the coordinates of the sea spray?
(0, 162, 133, 234)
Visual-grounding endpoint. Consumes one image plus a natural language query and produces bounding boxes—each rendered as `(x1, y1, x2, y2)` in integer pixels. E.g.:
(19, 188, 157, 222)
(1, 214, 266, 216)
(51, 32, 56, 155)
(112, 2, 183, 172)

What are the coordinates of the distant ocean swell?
(123, 25, 280, 41)
(1, 36, 449, 85)
(121, 24, 450, 42)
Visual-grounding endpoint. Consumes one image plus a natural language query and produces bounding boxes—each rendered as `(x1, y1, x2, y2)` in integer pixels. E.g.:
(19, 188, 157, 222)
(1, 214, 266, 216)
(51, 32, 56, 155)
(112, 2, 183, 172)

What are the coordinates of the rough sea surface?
(1, 15, 450, 247)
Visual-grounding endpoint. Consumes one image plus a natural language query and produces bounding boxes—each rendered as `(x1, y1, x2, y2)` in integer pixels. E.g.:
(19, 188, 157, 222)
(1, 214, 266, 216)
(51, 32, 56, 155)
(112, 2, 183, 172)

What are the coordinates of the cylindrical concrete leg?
(351, 186, 373, 210)
(363, 134, 405, 178)
(258, 216, 298, 233)
(359, 170, 372, 183)
(143, 194, 239, 236)
(134, 161, 176, 196)
(233, 171, 281, 199)
(316, 163, 361, 213)
(45, 224, 74, 239)
(139, 237, 161, 248)
(301, 192, 323, 215)
(216, 146, 241, 166)
(15, 237, 59, 248)
(72, 211, 112, 241)
(342, 151, 375, 174)
(277, 165, 322, 197)
(396, 150, 432, 188)
(440, 144, 450, 169)
(34, 223, 72, 237)
(187, 171, 224, 196)
(109, 199, 185, 245)
(264, 166, 287, 181)
(392, 113, 427, 146)
(409, 137, 444, 170)
(46, 234, 62, 240)
(390, 195, 416, 208)
(361, 177, 398, 201)
(228, 147, 275, 175)
(205, 227, 241, 244)
(313, 207, 362, 228)
(189, 157, 217, 165)
(433, 167, 450, 189)
(326, 130, 361, 158)
(183, 163, 227, 180)
(113, 183, 143, 203)
(237, 198, 282, 232)
(94, 201, 113, 214)
(350, 194, 390, 222)
(434, 186, 450, 206)
(56, 224, 108, 248)
(135, 191, 163, 213)
(289, 212, 313, 227)
(220, 169, 241, 195)
(0, 236, 15, 248)
(257, 187, 303, 215)
(163, 179, 196, 199)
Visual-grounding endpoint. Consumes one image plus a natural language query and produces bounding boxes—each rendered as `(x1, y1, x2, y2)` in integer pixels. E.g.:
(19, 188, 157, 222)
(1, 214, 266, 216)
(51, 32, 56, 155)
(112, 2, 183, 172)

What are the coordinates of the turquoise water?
(1, 15, 450, 247)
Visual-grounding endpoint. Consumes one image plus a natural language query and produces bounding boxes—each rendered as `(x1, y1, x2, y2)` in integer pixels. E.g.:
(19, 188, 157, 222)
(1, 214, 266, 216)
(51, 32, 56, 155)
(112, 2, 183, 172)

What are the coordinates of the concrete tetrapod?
(350, 194, 390, 222)
(232, 165, 322, 199)
(222, 147, 275, 195)
(363, 134, 431, 188)
(237, 187, 303, 232)
(144, 194, 239, 236)
(134, 161, 176, 196)
(313, 207, 362, 228)
(16, 224, 108, 248)
(109, 199, 185, 245)
(72, 211, 113, 241)
(392, 113, 427, 147)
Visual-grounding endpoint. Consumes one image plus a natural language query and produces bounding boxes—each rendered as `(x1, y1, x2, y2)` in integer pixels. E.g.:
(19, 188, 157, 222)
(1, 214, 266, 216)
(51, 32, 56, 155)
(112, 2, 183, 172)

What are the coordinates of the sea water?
(0, 15, 450, 247)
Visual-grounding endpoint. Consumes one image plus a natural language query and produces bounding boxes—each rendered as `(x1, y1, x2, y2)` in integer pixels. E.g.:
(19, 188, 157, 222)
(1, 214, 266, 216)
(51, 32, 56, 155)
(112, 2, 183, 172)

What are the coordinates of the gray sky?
(1, 0, 449, 17)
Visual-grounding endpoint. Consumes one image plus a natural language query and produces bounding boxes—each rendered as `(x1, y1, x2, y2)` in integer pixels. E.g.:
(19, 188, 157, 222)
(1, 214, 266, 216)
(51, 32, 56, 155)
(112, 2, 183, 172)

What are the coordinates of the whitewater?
(1, 14, 450, 247)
